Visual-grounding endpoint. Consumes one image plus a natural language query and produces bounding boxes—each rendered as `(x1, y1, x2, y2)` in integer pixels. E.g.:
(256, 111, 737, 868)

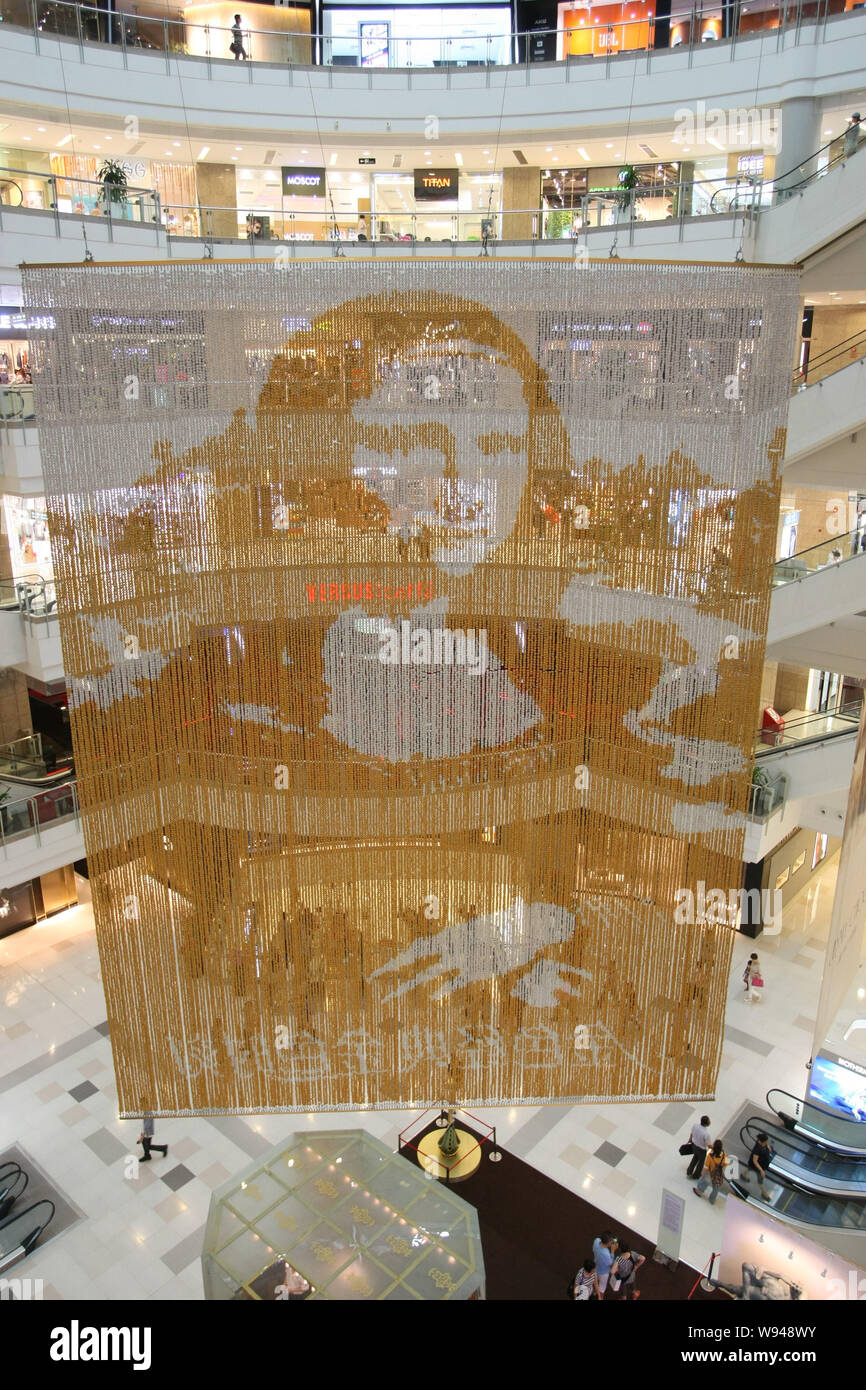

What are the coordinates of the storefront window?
(322, 4, 511, 66)
(3, 496, 53, 581)
(372, 171, 500, 241)
(558, 2, 656, 57)
(548, 163, 679, 232)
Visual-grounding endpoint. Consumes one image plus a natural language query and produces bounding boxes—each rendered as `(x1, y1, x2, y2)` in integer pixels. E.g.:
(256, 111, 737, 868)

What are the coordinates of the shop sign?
(281, 166, 326, 198)
(0, 311, 55, 335)
(119, 160, 147, 180)
(413, 168, 459, 201)
(359, 157, 376, 165)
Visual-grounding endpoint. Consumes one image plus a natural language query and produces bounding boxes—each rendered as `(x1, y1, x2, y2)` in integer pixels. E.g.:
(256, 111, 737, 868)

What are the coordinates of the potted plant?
(615, 164, 640, 221)
(97, 157, 129, 217)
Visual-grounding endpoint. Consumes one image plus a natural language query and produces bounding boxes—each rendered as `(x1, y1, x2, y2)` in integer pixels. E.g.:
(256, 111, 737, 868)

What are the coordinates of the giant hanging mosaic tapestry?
(24, 260, 799, 1113)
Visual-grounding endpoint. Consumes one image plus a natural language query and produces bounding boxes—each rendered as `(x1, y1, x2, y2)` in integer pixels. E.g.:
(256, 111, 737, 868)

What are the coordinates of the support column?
(774, 98, 823, 200)
(502, 167, 540, 241)
(195, 163, 238, 240)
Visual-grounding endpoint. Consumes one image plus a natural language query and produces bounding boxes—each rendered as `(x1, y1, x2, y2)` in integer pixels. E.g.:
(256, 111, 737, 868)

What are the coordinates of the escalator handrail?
(742, 1116, 855, 1168)
(0, 1166, 28, 1210)
(767, 1087, 866, 1155)
(0, 1197, 55, 1265)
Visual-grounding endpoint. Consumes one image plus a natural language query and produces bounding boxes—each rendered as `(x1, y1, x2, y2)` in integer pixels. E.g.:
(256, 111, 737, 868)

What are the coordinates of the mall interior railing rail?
(773, 529, 866, 584)
(0, 165, 160, 233)
(0, 383, 36, 420)
(155, 176, 766, 249)
(753, 700, 862, 757)
(0, 779, 79, 851)
(0, 572, 57, 616)
(0, 0, 856, 72)
(793, 330, 866, 388)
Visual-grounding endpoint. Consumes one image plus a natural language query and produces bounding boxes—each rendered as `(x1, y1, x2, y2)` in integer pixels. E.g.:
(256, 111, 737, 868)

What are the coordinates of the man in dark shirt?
(747, 1132, 773, 1196)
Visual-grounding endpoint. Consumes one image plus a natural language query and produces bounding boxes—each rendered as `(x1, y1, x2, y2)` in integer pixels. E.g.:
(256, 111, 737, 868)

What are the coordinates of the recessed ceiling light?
(483, 150, 490, 155)
(577, 147, 590, 161)
(93, 143, 100, 149)
(173, 141, 180, 147)
(37, 126, 45, 132)
(487, 158, 494, 164)
(165, 151, 172, 156)
(606, 143, 613, 149)
(823, 129, 833, 135)
(301, 149, 308, 154)
(231, 156, 238, 161)
(104, 135, 111, 140)
(235, 146, 242, 151)
(546, 146, 553, 152)
(197, 146, 210, 160)
(328, 152, 337, 165)
(22, 135, 31, 141)
(454, 152, 463, 166)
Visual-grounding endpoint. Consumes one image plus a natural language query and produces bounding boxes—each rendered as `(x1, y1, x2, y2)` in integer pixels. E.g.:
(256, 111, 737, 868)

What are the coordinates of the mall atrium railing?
(0, 166, 160, 232)
(0, 0, 854, 71)
(773, 529, 866, 584)
(0, 778, 79, 852)
(754, 700, 861, 756)
(148, 176, 765, 248)
(0, 730, 72, 782)
(0, 573, 57, 617)
(793, 330, 866, 388)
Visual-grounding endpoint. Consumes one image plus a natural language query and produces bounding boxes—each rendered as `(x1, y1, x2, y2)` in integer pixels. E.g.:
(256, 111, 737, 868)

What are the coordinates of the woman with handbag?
(693, 1139, 727, 1205)
(747, 955, 764, 1002)
(609, 1244, 645, 1300)
(572, 1257, 600, 1301)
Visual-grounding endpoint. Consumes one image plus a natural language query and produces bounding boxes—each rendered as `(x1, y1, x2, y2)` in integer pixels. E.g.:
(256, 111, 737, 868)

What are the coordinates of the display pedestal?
(417, 1127, 483, 1183)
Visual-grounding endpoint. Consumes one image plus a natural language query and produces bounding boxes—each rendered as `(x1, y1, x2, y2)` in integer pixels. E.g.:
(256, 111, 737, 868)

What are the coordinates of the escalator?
(740, 1119, 866, 1200)
(768, 1087, 866, 1157)
(729, 1170, 866, 1233)
(0, 1198, 54, 1272)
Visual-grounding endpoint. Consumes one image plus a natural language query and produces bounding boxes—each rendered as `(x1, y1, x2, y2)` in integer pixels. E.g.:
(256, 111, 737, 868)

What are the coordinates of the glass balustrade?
(0, 780, 79, 848)
(753, 701, 861, 757)
(0, 165, 160, 223)
(774, 530, 866, 584)
(0, 0, 850, 69)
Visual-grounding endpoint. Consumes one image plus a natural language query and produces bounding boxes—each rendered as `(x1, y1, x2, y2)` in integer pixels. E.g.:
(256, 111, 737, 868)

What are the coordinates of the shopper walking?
(573, 1258, 600, 1300)
(746, 1131, 773, 1197)
(843, 113, 862, 159)
(591, 1231, 618, 1297)
(610, 1243, 645, 1300)
(230, 14, 247, 59)
(686, 1114, 712, 1180)
(138, 1109, 168, 1162)
(746, 954, 764, 1002)
(693, 1139, 728, 1205)
(743, 952, 759, 992)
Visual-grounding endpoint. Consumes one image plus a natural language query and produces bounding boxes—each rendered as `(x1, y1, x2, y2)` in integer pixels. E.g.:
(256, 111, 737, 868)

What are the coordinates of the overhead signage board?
(281, 166, 326, 198)
(413, 168, 459, 201)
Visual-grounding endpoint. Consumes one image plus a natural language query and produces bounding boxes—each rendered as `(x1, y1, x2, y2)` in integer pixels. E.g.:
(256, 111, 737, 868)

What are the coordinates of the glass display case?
(202, 1129, 485, 1300)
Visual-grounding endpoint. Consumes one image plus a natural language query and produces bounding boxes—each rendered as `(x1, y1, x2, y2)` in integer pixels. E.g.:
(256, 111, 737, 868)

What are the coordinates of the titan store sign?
(413, 168, 459, 201)
(281, 166, 326, 198)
